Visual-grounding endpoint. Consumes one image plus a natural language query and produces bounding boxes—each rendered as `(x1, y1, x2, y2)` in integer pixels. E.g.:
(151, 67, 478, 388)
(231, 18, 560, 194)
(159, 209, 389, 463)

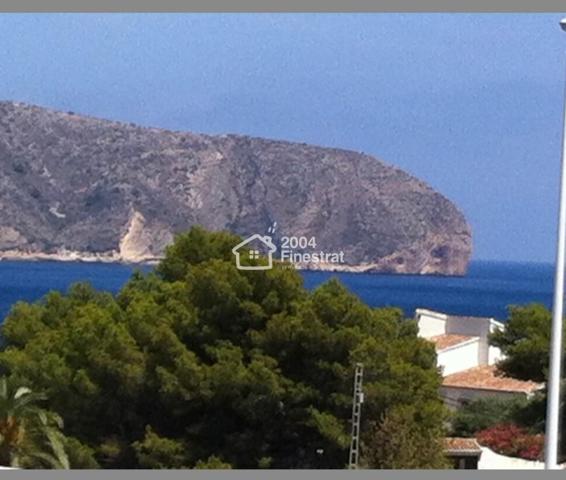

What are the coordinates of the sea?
(0, 260, 556, 323)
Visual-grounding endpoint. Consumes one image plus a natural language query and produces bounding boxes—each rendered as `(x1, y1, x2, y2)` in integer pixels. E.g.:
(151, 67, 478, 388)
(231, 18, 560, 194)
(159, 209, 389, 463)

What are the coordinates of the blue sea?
(0, 260, 556, 322)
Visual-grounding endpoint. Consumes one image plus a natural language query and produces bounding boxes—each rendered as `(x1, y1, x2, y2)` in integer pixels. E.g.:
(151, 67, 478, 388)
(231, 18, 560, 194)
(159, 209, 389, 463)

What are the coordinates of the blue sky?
(0, 13, 565, 262)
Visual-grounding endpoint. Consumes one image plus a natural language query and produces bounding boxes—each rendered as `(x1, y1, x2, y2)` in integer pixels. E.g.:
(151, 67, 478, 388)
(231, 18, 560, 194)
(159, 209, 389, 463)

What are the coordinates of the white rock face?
(119, 211, 172, 262)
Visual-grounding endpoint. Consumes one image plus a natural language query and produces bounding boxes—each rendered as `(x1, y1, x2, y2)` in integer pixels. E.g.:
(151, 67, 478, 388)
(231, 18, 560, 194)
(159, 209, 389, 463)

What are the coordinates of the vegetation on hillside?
(0, 227, 447, 469)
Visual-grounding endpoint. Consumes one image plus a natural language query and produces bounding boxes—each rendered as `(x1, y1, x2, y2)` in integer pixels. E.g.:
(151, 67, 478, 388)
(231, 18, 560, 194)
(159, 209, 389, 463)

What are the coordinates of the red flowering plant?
(476, 424, 544, 461)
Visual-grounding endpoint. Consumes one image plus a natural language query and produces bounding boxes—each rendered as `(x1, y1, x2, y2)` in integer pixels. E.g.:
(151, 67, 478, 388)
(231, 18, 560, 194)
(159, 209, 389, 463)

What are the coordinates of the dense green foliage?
(0, 227, 446, 468)
(490, 304, 563, 382)
(450, 397, 529, 437)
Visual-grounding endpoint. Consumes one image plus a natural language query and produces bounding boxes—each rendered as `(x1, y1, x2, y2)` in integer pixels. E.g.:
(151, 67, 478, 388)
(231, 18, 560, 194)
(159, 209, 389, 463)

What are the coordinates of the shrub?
(476, 424, 544, 461)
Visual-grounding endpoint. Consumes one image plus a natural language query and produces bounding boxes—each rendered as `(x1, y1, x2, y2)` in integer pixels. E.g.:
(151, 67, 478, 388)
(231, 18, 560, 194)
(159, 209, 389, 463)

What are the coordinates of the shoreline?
(0, 251, 160, 266)
(0, 251, 468, 276)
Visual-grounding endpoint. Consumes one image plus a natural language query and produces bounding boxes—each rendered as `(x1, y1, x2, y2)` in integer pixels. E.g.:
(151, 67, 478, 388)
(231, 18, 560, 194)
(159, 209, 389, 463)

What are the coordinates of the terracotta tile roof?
(444, 437, 482, 455)
(429, 334, 476, 350)
(442, 365, 543, 394)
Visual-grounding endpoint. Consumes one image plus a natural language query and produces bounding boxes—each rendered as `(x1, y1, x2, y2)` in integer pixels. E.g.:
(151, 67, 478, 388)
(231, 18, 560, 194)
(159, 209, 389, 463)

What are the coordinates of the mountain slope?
(0, 101, 471, 274)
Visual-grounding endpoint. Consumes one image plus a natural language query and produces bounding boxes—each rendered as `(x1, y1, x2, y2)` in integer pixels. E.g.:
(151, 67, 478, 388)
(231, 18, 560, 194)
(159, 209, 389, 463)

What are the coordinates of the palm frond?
(0, 376, 69, 469)
(14, 387, 32, 400)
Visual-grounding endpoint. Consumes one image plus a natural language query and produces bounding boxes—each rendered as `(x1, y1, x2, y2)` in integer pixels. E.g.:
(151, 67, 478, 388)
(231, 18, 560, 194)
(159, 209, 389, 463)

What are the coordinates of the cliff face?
(0, 101, 472, 274)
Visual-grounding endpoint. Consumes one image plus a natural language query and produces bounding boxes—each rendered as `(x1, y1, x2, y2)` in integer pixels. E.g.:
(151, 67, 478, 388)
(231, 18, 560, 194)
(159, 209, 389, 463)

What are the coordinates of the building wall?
(440, 385, 523, 409)
(416, 309, 447, 338)
(488, 345, 504, 365)
(441, 315, 503, 367)
(416, 310, 504, 373)
(478, 447, 547, 470)
(445, 316, 490, 338)
(488, 320, 505, 365)
(437, 340, 480, 376)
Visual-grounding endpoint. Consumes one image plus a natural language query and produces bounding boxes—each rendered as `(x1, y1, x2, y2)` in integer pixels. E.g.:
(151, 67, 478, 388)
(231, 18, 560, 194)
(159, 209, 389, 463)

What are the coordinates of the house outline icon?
(232, 234, 277, 271)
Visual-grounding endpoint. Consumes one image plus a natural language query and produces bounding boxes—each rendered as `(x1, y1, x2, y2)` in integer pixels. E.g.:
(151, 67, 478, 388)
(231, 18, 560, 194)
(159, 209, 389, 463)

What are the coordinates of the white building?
(416, 309, 542, 408)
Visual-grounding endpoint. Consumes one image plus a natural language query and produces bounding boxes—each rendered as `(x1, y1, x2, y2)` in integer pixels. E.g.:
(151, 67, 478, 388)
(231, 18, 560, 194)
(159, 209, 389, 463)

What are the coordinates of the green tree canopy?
(449, 397, 530, 438)
(490, 304, 563, 382)
(0, 227, 446, 468)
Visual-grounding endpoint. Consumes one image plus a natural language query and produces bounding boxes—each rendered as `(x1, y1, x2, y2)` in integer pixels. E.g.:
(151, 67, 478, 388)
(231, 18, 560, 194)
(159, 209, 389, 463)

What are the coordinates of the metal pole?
(348, 363, 364, 469)
(544, 19, 566, 470)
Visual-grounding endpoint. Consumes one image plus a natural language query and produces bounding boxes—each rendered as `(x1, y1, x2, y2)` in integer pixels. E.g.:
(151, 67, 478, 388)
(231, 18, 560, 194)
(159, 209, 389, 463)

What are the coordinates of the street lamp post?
(544, 17, 566, 470)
